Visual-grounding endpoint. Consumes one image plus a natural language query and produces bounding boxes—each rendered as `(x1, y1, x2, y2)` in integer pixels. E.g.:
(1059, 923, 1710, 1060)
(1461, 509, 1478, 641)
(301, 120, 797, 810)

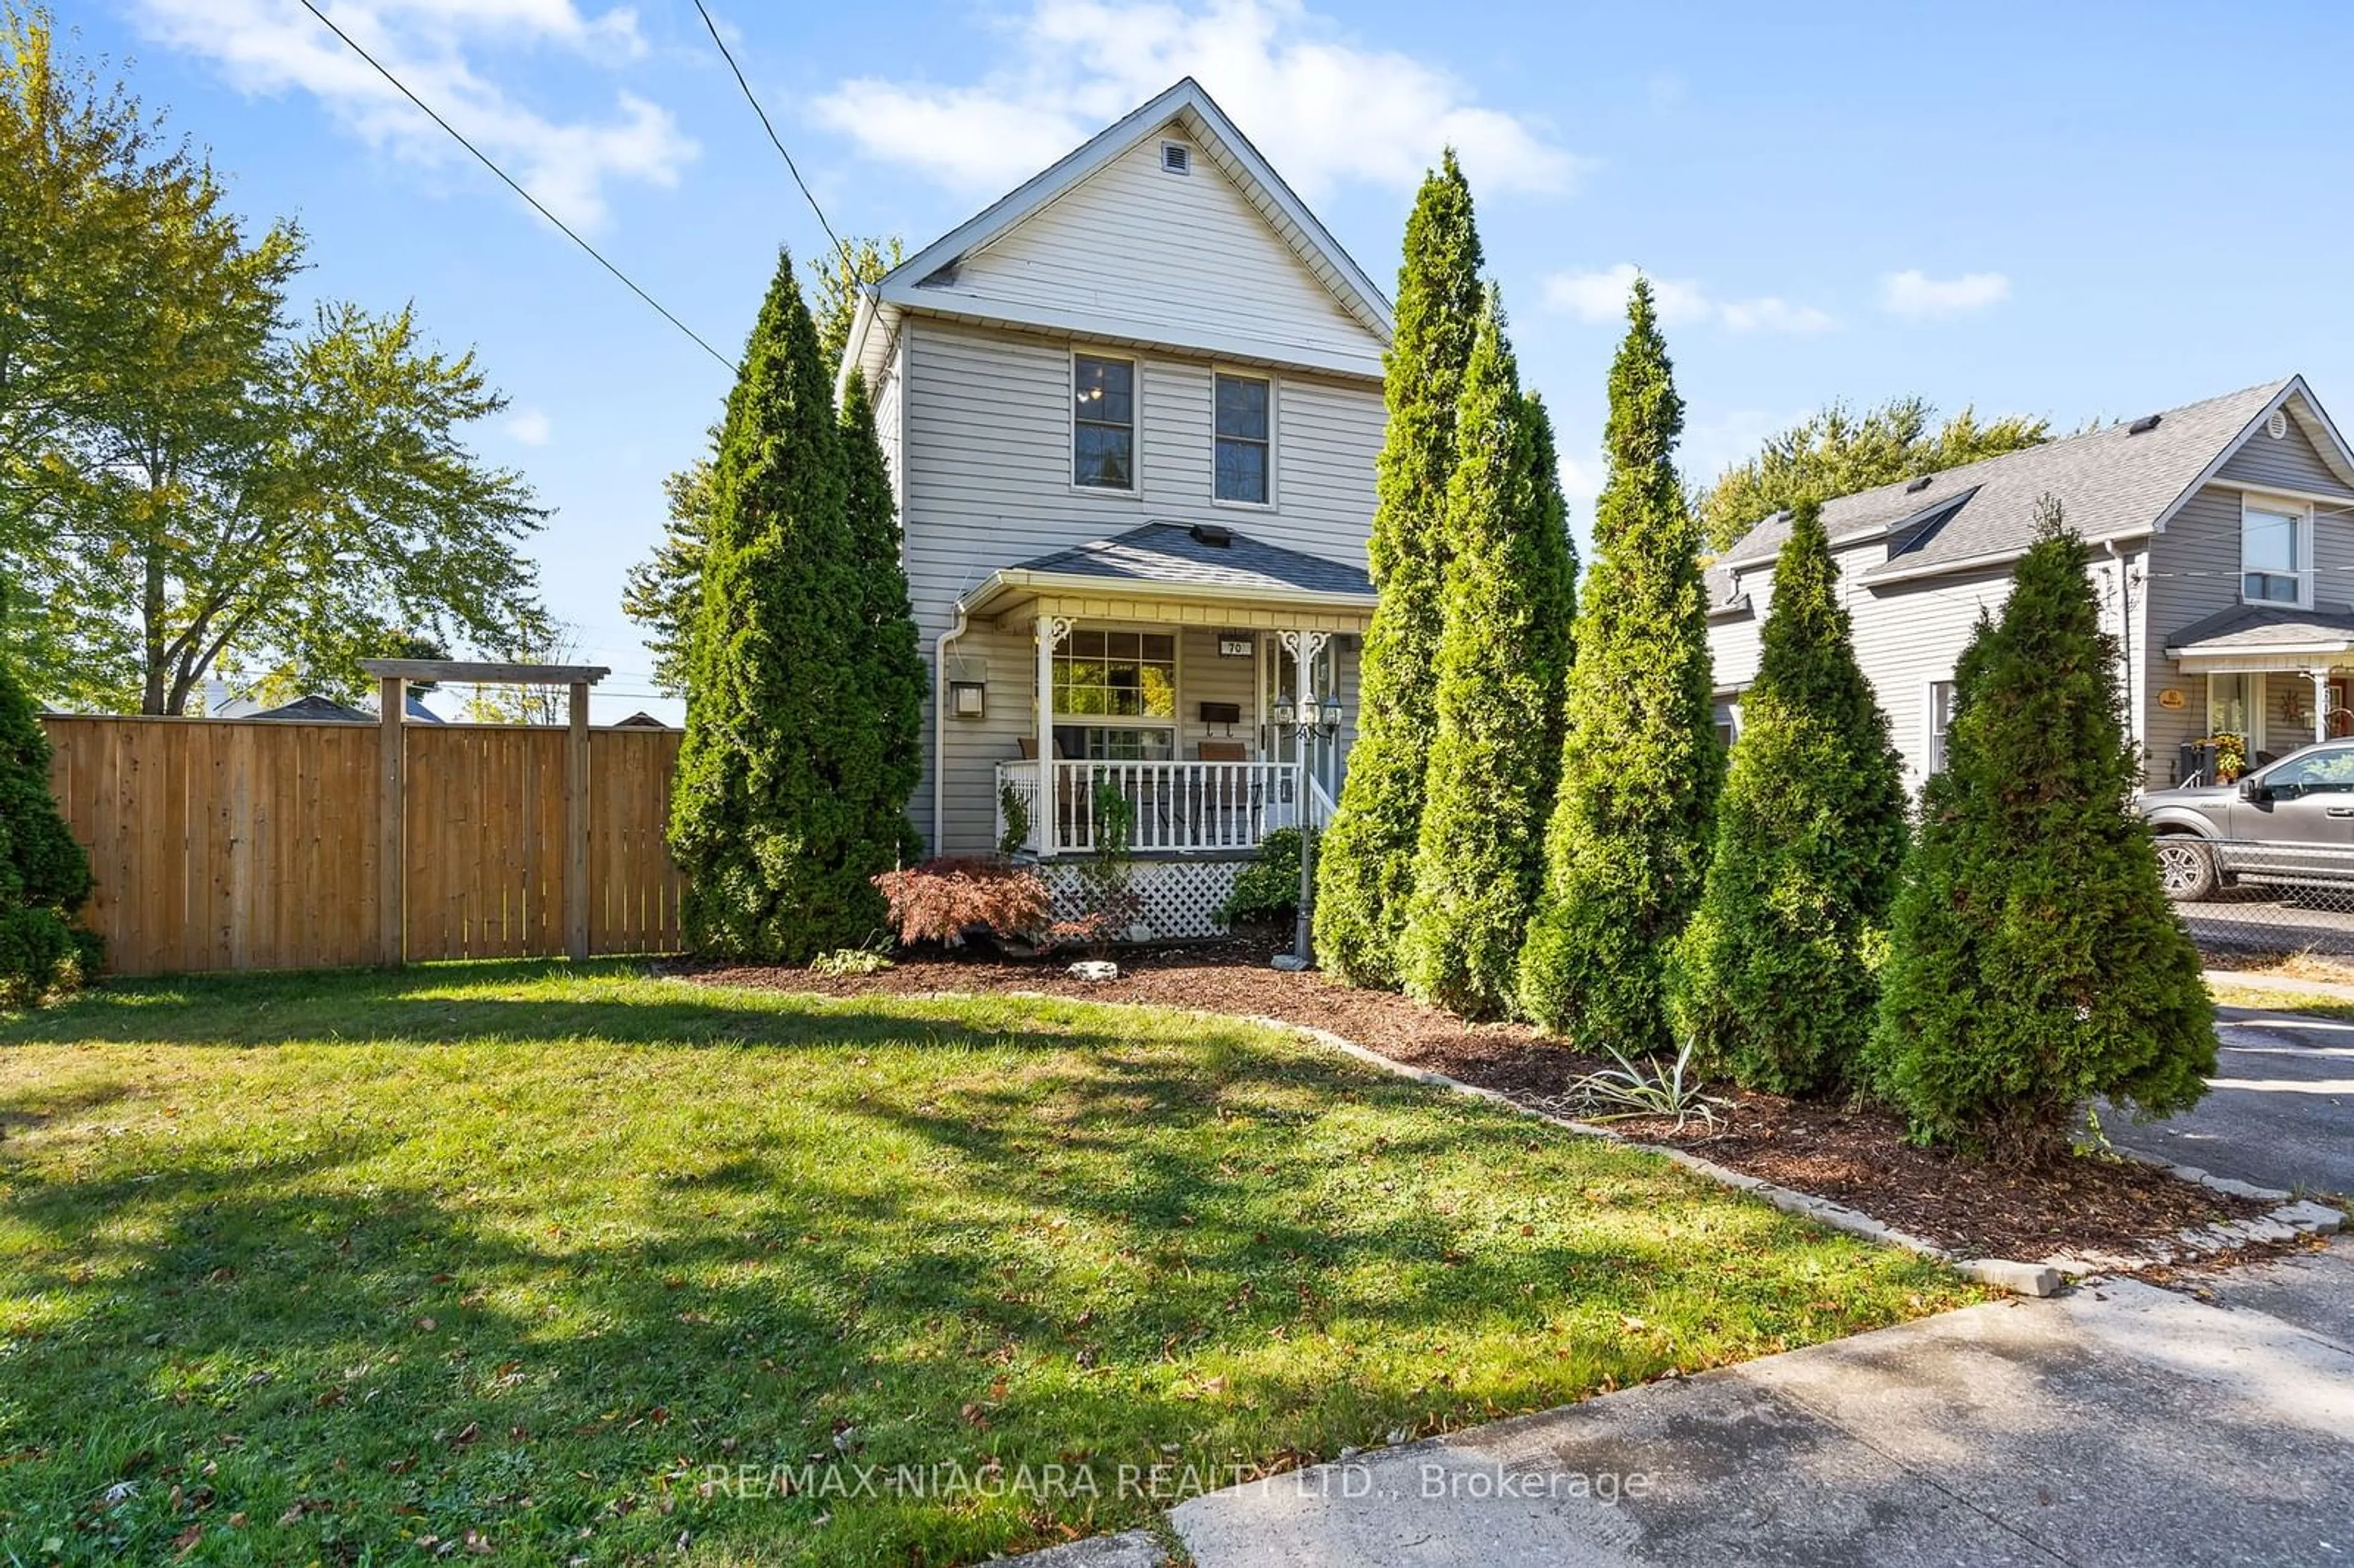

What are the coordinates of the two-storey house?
(1704, 376, 2354, 793)
(837, 79, 1390, 932)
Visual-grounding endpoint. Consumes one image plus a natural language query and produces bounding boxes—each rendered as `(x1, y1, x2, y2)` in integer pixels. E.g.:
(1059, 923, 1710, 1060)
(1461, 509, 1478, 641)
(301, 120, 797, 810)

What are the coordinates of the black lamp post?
(1270, 690, 1344, 967)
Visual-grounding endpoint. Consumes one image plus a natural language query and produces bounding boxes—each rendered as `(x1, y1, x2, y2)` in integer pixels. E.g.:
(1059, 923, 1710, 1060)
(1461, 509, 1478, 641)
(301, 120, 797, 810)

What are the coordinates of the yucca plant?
(1564, 1041, 1729, 1131)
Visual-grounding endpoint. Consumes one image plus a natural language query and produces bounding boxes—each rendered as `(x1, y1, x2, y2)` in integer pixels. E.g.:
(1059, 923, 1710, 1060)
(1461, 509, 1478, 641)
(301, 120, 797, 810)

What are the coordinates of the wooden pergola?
(359, 659, 612, 965)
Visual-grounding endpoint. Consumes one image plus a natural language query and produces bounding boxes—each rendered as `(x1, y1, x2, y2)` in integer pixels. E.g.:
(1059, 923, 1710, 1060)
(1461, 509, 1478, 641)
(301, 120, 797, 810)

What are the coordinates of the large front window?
(1072, 354, 1135, 490)
(1053, 629, 1175, 760)
(2243, 495, 2309, 604)
(1926, 679, 1956, 774)
(2209, 672, 2259, 752)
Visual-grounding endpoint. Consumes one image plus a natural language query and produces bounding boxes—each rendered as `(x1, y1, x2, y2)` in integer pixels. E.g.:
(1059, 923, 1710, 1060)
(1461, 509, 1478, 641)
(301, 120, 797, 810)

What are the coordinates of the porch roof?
(2165, 601, 2354, 670)
(961, 522, 1377, 625)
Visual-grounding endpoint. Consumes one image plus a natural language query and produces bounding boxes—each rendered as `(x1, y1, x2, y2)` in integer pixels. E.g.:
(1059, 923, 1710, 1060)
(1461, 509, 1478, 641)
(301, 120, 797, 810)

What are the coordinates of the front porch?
(939, 522, 1376, 875)
(2163, 604, 2354, 782)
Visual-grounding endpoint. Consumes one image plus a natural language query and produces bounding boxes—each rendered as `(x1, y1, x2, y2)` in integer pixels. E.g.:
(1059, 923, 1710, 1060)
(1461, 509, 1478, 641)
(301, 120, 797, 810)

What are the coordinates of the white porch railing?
(994, 759, 1318, 855)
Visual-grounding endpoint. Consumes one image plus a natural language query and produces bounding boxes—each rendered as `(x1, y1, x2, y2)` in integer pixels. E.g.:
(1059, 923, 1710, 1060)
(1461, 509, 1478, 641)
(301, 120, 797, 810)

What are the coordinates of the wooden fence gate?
(40, 716, 685, 976)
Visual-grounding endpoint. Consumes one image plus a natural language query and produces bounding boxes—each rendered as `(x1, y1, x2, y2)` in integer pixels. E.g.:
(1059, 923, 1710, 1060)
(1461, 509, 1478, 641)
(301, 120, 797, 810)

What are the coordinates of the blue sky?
(77, 0, 2354, 721)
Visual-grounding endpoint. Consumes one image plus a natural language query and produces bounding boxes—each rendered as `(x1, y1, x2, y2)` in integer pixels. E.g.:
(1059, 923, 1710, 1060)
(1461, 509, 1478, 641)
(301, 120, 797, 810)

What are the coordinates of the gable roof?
(842, 78, 1392, 389)
(1711, 376, 2354, 596)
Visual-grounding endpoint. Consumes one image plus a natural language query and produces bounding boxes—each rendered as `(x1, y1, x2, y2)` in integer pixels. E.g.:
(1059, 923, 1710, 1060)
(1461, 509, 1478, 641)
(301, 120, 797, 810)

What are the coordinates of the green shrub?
(1518, 278, 1720, 1049)
(1868, 506, 2213, 1157)
(1218, 827, 1312, 927)
(1667, 499, 1908, 1094)
(1314, 153, 1485, 988)
(1398, 289, 1574, 1018)
(0, 637, 94, 1005)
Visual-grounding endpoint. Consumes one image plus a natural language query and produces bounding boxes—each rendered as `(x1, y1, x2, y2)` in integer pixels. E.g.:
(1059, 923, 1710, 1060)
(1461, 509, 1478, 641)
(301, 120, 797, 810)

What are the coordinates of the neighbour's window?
(2242, 495, 2309, 604)
(2209, 672, 2257, 748)
(1712, 701, 1742, 750)
(1073, 354, 1136, 490)
(1214, 373, 1271, 503)
(1926, 680, 1956, 774)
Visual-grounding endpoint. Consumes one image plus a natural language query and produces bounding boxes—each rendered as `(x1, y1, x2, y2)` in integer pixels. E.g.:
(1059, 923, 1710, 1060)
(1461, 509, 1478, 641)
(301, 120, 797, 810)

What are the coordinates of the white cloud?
(1878, 268, 2011, 321)
(812, 0, 1585, 199)
(1542, 264, 1831, 335)
(128, 0, 694, 231)
(505, 406, 554, 444)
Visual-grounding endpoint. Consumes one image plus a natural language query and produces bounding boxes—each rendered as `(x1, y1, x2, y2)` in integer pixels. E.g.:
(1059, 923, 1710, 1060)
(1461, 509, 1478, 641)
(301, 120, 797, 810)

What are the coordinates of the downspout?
(933, 607, 971, 858)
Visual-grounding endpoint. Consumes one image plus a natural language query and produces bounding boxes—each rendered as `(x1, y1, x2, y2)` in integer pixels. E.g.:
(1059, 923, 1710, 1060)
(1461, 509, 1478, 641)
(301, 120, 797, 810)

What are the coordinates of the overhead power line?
(688, 0, 851, 270)
(293, 0, 738, 374)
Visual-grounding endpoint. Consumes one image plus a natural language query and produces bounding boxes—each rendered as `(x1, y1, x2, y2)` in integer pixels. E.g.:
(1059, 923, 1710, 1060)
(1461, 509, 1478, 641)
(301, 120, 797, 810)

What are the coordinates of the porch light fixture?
(949, 680, 986, 719)
(1270, 682, 1346, 969)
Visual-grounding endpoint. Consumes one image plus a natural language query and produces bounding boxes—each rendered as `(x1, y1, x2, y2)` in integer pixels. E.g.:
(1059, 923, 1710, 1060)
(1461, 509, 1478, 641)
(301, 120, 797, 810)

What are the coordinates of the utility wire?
(688, 0, 851, 270)
(293, 0, 738, 374)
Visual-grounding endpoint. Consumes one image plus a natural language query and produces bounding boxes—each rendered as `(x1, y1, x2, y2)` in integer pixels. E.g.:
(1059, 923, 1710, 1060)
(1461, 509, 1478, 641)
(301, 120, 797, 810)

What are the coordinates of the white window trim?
(1209, 367, 1278, 511)
(1924, 676, 1957, 777)
(1070, 348, 1142, 498)
(1049, 625, 1181, 742)
(2240, 492, 2314, 609)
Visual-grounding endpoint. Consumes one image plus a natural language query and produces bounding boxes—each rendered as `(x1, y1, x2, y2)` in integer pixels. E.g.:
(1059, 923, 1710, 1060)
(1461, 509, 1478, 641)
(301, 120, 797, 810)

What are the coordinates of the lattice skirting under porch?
(1034, 859, 1245, 940)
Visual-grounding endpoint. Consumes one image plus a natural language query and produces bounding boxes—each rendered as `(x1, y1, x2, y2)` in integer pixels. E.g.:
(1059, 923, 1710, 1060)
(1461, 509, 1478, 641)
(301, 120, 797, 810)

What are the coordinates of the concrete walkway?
(1103, 1241, 2354, 1567)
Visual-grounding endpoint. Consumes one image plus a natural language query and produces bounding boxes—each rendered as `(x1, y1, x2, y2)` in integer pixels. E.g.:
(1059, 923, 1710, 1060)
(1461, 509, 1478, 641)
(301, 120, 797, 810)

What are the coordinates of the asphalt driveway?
(2108, 1004, 2354, 1197)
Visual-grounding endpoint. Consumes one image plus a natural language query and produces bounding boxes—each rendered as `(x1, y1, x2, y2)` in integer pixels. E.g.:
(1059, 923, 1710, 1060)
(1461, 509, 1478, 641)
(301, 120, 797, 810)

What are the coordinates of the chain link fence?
(2155, 834, 2354, 961)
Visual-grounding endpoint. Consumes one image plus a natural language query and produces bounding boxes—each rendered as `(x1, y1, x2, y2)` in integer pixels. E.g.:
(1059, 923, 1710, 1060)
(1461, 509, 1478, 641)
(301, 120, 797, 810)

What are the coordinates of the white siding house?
(836, 80, 1392, 931)
(1705, 376, 2354, 794)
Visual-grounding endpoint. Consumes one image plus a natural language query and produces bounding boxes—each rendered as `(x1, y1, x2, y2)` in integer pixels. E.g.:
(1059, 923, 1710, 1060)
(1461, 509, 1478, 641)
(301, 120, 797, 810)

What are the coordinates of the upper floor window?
(1214, 373, 1271, 504)
(1072, 354, 1135, 490)
(2242, 494, 2310, 605)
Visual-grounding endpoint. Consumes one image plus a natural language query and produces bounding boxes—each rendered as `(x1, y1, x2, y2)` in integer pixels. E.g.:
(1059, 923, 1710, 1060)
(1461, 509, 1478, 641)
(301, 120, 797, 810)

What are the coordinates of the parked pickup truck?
(2135, 739, 2354, 901)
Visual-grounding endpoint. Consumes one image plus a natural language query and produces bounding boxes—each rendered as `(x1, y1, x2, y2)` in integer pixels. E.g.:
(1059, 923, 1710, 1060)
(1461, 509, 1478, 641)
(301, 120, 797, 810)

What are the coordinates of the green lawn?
(0, 963, 1975, 1566)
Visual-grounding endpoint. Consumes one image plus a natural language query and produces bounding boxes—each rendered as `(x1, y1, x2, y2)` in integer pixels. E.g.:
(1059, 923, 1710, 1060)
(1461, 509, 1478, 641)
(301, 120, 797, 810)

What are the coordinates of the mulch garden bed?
(682, 935, 2291, 1268)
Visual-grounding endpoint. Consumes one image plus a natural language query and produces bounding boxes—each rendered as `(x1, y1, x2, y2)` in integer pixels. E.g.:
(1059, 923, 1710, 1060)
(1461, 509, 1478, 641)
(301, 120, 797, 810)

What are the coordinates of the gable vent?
(1905, 475, 1933, 493)
(2268, 409, 2290, 440)
(2128, 413, 2162, 435)
(1159, 140, 1191, 175)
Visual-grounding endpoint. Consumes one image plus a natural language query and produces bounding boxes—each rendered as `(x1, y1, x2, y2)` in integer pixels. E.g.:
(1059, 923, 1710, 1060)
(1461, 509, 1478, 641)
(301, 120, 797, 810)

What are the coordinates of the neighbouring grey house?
(836, 78, 1388, 932)
(229, 691, 446, 725)
(1704, 375, 2354, 791)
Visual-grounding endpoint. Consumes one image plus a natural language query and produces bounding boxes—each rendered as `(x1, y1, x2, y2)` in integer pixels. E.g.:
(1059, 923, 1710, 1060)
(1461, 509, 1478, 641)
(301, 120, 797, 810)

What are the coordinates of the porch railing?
(994, 759, 1319, 855)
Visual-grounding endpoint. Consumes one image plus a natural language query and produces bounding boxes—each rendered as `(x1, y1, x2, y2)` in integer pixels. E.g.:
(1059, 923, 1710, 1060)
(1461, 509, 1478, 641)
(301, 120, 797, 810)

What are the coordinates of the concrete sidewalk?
(1114, 1241, 2354, 1567)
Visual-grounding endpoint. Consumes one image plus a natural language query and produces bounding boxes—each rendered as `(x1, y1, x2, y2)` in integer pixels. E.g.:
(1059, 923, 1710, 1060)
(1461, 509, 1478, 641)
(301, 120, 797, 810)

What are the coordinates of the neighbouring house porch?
(2163, 604, 2354, 782)
(940, 522, 1376, 866)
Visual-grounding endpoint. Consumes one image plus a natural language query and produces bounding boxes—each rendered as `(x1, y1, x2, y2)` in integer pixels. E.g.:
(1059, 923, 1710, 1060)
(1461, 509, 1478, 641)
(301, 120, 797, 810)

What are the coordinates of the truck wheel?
(2155, 836, 2217, 902)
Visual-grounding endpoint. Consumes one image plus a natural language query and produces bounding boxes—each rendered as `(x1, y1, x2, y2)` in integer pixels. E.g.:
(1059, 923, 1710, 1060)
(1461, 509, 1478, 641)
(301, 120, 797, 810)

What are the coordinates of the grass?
(0, 962, 1976, 1566)
(2209, 980, 2354, 1021)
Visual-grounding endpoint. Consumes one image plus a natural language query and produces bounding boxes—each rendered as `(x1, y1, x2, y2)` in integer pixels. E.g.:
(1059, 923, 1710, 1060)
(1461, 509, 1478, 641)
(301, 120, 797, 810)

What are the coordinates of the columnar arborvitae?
(1518, 278, 1720, 1048)
(840, 368, 926, 867)
(1868, 508, 2212, 1158)
(1667, 499, 1907, 1092)
(1398, 290, 1574, 1017)
(0, 634, 95, 1002)
(1314, 151, 1484, 988)
(670, 249, 885, 961)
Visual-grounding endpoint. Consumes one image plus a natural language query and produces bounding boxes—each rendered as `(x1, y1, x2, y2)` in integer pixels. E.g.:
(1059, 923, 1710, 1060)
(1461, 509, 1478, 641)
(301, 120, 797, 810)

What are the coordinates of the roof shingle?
(1005, 522, 1374, 600)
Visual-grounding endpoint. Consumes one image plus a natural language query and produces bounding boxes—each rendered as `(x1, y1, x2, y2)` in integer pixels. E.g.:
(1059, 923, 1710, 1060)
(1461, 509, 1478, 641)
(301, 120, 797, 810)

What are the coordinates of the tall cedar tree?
(1868, 509, 2212, 1157)
(669, 250, 887, 961)
(1667, 499, 1907, 1092)
(1518, 278, 1720, 1048)
(1398, 291, 1575, 1016)
(840, 368, 926, 866)
(1314, 151, 1484, 986)
(0, 631, 95, 1000)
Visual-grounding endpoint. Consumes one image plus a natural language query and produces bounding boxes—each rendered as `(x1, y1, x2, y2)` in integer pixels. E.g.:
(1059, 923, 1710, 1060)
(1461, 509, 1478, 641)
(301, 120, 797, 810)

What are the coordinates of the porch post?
(2312, 668, 2332, 745)
(1036, 615, 1072, 858)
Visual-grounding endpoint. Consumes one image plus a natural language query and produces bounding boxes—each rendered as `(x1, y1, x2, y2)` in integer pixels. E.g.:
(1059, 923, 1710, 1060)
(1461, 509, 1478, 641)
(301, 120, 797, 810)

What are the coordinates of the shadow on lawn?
(0, 962, 1951, 1564)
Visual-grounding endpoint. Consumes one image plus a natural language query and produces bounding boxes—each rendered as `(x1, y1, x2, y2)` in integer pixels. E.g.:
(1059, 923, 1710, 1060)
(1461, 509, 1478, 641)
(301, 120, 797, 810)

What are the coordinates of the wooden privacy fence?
(40, 715, 685, 976)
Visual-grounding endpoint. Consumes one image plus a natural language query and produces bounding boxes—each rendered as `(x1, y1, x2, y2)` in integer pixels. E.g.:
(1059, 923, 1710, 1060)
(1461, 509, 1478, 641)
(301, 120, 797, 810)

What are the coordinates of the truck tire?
(2154, 835, 2218, 902)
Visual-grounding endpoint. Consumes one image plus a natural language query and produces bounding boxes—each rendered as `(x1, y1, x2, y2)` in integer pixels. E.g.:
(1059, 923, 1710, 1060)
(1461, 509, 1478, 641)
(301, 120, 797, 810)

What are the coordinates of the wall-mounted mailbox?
(1198, 701, 1242, 726)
